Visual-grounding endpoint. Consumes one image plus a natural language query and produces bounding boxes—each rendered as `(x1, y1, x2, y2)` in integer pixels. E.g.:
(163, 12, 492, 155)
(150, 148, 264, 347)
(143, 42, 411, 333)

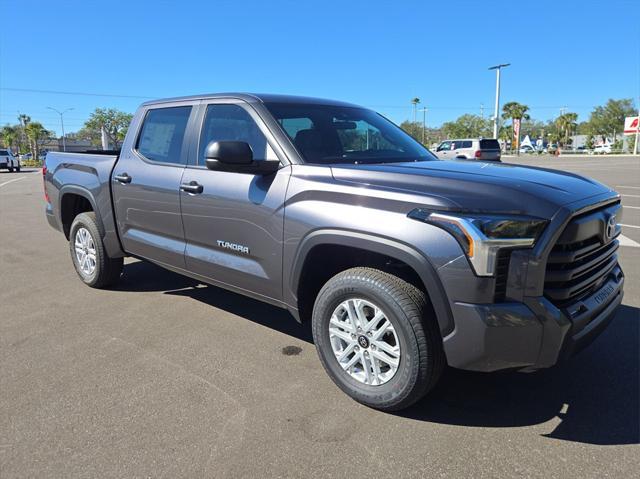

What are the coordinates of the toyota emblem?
(605, 215, 617, 241)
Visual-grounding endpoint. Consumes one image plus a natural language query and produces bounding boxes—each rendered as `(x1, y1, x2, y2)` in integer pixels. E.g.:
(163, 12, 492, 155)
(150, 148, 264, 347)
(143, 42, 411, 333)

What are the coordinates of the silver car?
(435, 138, 501, 161)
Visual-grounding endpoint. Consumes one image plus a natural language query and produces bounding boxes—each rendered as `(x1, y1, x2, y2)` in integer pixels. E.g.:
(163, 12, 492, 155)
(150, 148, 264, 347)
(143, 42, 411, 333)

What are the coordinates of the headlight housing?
(408, 209, 548, 276)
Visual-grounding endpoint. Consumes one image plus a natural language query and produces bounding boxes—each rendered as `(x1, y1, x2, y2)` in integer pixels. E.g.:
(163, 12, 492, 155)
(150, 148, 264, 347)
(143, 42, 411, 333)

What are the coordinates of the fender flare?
(288, 229, 454, 335)
(58, 185, 105, 237)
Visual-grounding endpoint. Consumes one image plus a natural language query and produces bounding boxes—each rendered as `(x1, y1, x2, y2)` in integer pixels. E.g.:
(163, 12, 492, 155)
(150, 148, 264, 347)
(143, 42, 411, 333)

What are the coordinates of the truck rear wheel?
(69, 212, 123, 288)
(312, 267, 445, 411)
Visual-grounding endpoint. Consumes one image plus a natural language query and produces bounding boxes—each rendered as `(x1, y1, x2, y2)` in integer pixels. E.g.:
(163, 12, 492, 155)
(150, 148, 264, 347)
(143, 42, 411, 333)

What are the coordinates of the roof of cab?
(140, 92, 362, 108)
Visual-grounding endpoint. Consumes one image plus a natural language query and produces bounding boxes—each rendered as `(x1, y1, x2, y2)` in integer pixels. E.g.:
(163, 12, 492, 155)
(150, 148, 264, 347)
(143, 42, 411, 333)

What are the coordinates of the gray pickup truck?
(44, 93, 624, 411)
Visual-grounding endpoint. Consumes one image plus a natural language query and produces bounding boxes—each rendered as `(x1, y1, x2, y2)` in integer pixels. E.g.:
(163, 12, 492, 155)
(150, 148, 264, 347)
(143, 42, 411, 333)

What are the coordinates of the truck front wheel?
(69, 212, 123, 288)
(312, 267, 445, 411)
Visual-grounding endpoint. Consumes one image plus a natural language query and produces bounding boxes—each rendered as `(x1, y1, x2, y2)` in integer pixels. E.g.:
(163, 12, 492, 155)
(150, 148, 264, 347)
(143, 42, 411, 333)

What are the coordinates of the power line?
(0, 87, 153, 99)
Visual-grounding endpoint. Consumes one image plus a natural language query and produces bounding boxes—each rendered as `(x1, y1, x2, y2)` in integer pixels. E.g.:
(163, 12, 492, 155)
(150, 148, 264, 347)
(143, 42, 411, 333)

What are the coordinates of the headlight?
(408, 209, 547, 276)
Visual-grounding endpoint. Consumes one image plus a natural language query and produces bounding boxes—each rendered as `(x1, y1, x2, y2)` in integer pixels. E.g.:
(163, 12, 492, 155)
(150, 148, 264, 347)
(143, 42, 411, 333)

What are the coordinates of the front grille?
(544, 202, 620, 308)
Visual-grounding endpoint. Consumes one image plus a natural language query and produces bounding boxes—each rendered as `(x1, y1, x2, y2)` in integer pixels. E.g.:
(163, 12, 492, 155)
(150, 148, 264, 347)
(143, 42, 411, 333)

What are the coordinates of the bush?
(21, 159, 43, 167)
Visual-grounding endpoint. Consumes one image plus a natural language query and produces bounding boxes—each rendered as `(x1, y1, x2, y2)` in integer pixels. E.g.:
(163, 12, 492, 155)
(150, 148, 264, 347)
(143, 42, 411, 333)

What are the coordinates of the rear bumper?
(443, 266, 624, 372)
(45, 204, 61, 232)
(0, 162, 7, 169)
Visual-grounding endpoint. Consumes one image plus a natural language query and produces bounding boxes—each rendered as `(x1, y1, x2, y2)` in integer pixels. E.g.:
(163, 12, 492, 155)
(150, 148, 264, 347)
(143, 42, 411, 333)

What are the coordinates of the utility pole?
(489, 63, 510, 139)
(418, 107, 428, 144)
(635, 102, 640, 155)
(46, 107, 74, 152)
(480, 103, 484, 119)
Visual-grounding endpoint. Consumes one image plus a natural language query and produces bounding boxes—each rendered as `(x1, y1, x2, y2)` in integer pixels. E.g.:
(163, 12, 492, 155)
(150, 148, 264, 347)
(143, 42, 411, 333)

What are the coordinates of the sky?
(1, 0, 639, 136)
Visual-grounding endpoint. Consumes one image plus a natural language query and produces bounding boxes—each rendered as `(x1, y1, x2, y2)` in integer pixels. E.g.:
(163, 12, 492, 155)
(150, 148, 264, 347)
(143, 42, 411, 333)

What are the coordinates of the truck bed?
(44, 151, 124, 258)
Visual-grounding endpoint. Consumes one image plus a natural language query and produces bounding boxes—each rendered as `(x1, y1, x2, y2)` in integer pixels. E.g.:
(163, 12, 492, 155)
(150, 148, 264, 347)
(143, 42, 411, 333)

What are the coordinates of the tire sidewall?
(69, 214, 102, 286)
(313, 277, 421, 407)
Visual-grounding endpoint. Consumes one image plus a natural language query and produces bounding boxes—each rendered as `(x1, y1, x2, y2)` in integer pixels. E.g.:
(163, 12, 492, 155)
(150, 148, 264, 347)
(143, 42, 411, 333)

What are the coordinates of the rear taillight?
(42, 164, 50, 203)
(474, 150, 482, 158)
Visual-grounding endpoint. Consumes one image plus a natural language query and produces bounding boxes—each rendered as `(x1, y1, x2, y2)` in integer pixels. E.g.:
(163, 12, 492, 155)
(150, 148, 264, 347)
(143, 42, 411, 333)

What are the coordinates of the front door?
(112, 104, 194, 268)
(179, 101, 290, 301)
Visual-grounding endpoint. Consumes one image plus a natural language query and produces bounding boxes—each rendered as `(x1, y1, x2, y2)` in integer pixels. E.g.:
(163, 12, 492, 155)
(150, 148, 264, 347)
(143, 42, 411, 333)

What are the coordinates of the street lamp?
(418, 107, 428, 144)
(46, 107, 74, 152)
(488, 63, 510, 139)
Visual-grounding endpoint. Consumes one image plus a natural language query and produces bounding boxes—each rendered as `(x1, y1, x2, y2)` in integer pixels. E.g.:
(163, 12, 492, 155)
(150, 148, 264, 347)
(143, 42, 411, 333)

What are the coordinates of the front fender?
(286, 229, 455, 336)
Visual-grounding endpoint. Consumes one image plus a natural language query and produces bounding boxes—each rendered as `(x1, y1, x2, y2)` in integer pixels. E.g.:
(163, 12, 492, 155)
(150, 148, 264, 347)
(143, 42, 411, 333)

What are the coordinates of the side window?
(462, 140, 473, 148)
(136, 106, 192, 164)
(199, 104, 269, 164)
(438, 141, 450, 151)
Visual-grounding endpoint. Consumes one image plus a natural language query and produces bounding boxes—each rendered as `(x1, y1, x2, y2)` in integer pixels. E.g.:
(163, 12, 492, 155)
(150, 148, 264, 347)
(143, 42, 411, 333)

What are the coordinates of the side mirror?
(205, 141, 253, 166)
(205, 140, 280, 175)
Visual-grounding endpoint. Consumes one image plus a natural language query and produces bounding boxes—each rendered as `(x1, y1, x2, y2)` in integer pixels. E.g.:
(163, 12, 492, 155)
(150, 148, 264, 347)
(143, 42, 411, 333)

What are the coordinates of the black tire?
(15, 164, 20, 172)
(69, 212, 123, 288)
(8, 166, 13, 172)
(312, 267, 445, 411)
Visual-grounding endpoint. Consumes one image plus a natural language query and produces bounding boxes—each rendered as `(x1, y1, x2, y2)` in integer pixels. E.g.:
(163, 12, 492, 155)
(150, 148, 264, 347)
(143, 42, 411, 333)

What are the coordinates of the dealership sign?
(624, 116, 639, 135)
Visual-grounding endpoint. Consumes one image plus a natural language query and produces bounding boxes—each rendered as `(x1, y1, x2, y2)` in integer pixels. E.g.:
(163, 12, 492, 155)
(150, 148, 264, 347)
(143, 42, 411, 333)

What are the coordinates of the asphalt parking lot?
(1, 157, 639, 478)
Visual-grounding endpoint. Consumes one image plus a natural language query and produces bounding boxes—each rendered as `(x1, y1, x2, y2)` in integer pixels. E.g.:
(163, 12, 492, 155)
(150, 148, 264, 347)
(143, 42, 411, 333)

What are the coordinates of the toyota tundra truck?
(43, 93, 624, 411)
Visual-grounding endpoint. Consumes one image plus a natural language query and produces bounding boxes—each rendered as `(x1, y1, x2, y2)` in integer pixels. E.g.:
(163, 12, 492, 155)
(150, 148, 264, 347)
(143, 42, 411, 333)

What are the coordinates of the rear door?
(179, 100, 290, 301)
(112, 102, 197, 268)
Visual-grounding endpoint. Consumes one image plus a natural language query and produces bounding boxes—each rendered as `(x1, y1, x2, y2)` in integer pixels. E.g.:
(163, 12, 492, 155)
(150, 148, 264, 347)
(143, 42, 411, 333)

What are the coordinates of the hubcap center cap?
(357, 335, 369, 349)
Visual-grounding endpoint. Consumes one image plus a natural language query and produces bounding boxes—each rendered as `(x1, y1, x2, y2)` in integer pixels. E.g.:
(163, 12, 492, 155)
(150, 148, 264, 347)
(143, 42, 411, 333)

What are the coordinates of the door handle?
(180, 181, 203, 194)
(114, 173, 132, 183)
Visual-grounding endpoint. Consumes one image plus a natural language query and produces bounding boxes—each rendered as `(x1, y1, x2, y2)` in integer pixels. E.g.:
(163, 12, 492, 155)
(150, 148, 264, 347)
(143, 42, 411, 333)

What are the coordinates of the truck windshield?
(264, 103, 436, 165)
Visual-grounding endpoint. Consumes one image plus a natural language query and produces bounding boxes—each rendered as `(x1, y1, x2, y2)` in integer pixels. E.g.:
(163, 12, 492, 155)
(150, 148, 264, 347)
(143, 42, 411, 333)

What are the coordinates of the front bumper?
(442, 265, 624, 372)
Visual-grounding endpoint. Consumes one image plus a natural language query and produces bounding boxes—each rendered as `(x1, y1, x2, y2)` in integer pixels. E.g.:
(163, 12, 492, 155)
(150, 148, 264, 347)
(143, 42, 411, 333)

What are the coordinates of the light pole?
(489, 63, 510, 139)
(418, 107, 428, 144)
(47, 107, 74, 152)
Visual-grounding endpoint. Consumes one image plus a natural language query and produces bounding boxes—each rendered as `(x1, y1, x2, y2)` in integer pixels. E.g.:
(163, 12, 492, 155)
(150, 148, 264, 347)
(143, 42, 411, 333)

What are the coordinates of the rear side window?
(480, 139, 500, 150)
(0, 150, 9, 155)
(136, 106, 192, 164)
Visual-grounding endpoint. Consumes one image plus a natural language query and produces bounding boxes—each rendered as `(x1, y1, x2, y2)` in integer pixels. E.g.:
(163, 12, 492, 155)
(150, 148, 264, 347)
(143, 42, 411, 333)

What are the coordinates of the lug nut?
(355, 346, 360, 351)
(364, 351, 369, 356)
(367, 331, 372, 337)
(371, 344, 377, 351)
(351, 334, 356, 339)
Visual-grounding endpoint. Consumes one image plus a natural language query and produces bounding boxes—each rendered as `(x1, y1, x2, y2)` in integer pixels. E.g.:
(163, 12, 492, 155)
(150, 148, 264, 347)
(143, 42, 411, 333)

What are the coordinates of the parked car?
(519, 145, 536, 154)
(0, 149, 21, 172)
(434, 138, 501, 161)
(43, 93, 624, 411)
(593, 144, 612, 154)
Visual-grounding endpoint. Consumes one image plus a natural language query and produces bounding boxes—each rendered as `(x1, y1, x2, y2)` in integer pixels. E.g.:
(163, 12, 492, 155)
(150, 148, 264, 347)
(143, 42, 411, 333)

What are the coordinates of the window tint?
(199, 104, 268, 164)
(265, 102, 435, 164)
(136, 106, 191, 164)
(0, 150, 9, 155)
(462, 140, 473, 148)
(480, 139, 500, 150)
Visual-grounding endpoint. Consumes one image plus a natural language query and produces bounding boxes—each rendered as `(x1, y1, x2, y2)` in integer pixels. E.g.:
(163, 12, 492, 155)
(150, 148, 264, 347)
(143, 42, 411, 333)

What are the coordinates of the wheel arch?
(59, 185, 102, 239)
(288, 229, 454, 335)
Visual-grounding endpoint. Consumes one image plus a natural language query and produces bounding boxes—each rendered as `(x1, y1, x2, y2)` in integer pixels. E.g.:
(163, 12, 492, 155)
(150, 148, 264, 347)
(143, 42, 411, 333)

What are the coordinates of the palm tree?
(24, 122, 50, 161)
(502, 102, 530, 155)
(411, 97, 421, 123)
(556, 112, 578, 149)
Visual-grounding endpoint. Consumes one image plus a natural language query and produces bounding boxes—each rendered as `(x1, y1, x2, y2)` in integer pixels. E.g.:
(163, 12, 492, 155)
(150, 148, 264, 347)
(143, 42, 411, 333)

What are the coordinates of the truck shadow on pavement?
(117, 259, 638, 446)
(403, 303, 639, 446)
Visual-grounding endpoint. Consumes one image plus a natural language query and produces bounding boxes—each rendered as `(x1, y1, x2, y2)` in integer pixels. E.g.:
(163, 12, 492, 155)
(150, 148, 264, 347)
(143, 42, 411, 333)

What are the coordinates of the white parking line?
(616, 185, 640, 190)
(622, 194, 640, 198)
(623, 205, 640, 210)
(619, 235, 640, 248)
(621, 223, 640, 229)
(0, 177, 26, 188)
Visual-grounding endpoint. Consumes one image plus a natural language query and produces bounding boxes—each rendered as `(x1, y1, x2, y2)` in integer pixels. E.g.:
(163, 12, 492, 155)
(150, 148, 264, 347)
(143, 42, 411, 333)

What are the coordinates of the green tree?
(24, 122, 51, 160)
(0, 125, 19, 152)
(586, 98, 635, 138)
(556, 112, 578, 148)
(502, 102, 530, 154)
(82, 108, 133, 149)
(441, 114, 492, 139)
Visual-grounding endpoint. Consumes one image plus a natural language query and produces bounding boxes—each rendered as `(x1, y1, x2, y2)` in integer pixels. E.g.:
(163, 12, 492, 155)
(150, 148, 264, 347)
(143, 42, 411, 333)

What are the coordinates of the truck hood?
(330, 160, 615, 218)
